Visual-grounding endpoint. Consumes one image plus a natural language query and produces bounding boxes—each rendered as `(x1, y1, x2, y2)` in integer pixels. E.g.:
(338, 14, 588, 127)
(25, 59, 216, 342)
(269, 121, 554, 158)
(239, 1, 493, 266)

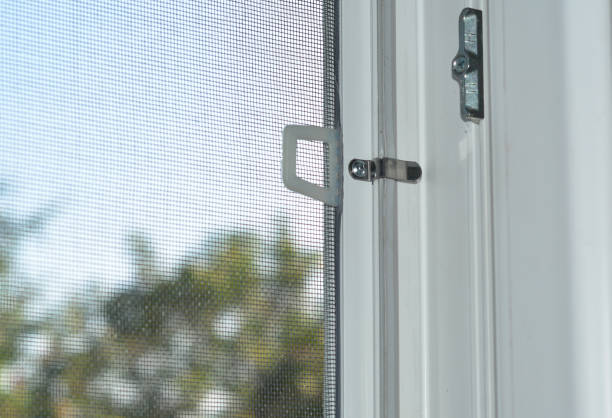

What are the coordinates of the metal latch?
(348, 158, 422, 183)
(452, 8, 484, 121)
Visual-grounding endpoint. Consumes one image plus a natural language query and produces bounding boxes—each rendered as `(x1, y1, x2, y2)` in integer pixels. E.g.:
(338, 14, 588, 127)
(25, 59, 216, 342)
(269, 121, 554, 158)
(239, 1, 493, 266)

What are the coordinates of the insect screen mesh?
(0, 0, 338, 416)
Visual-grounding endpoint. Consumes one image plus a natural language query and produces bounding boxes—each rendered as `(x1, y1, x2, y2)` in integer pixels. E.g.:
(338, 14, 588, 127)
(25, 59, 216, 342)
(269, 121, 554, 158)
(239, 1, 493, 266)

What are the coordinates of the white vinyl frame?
(396, 0, 496, 417)
(340, 0, 424, 414)
(488, 1, 612, 417)
(339, 0, 378, 415)
(341, 0, 612, 417)
(340, 0, 496, 417)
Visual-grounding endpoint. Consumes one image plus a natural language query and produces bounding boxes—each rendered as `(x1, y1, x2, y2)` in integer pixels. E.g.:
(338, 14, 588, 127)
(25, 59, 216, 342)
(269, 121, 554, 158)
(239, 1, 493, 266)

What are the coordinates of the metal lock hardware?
(452, 8, 484, 121)
(348, 158, 421, 183)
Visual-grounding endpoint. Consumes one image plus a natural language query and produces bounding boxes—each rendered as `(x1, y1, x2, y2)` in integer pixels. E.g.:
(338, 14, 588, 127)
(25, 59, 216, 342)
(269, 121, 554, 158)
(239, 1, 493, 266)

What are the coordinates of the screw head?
(350, 159, 369, 179)
(452, 55, 468, 75)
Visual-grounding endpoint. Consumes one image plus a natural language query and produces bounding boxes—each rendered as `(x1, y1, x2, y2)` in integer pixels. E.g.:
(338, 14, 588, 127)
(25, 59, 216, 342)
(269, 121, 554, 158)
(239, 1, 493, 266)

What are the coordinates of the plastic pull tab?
(282, 125, 342, 207)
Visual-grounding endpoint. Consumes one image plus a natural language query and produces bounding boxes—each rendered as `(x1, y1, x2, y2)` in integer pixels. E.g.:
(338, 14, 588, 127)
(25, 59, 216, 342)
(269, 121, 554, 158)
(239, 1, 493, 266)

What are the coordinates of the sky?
(0, 0, 328, 314)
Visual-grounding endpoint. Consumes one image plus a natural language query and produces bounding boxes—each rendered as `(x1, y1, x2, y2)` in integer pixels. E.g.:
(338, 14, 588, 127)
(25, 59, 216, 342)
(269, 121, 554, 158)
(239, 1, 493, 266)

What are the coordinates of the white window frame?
(340, 0, 419, 415)
(339, 0, 379, 415)
(339, 0, 496, 416)
(341, 0, 612, 417)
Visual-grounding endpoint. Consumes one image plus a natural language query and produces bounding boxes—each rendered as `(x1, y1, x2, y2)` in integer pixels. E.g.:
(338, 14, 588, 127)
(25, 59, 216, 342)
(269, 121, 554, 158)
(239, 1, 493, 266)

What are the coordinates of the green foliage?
(179, 232, 260, 313)
(0, 388, 29, 417)
(1, 222, 328, 417)
(0, 303, 25, 365)
(274, 225, 320, 289)
(0, 194, 55, 416)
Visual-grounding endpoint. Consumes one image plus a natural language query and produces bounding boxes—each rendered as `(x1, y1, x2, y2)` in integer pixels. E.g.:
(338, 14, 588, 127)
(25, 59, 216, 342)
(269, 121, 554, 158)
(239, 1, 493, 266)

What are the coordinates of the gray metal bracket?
(348, 158, 422, 183)
(282, 125, 342, 207)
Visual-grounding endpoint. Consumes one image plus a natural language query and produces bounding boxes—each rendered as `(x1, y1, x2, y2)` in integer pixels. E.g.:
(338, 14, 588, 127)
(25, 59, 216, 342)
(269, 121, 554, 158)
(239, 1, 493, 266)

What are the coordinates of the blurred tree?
(2, 216, 328, 417)
(101, 226, 324, 417)
(0, 187, 49, 416)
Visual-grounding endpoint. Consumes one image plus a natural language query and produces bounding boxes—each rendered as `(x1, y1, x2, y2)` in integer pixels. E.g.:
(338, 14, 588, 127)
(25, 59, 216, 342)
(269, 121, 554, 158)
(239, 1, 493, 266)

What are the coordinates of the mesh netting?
(0, 0, 338, 416)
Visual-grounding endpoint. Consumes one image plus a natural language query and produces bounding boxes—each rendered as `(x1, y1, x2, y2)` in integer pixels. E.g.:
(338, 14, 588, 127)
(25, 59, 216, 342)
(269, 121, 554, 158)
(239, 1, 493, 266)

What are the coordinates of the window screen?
(0, 1, 338, 416)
